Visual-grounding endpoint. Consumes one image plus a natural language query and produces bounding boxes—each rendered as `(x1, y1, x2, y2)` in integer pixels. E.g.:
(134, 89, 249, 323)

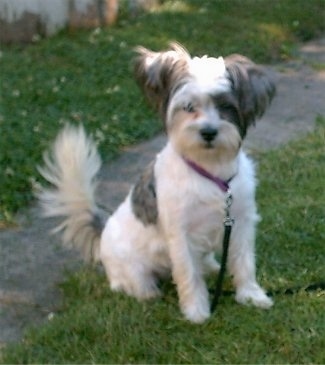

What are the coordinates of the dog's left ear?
(224, 55, 276, 130)
(133, 43, 190, 120)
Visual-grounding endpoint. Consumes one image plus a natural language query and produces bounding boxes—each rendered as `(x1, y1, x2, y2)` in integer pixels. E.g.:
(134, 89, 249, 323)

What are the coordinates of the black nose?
(200, 126, 218, 142)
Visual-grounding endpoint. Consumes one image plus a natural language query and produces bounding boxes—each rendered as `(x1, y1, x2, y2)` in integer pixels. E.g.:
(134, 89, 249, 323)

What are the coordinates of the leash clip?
(224, 189, 235, 227)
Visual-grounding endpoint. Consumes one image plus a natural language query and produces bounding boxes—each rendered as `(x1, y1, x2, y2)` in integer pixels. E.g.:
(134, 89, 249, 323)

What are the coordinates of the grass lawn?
(0, 0, 325, 224)
(1, 118, 324, 364)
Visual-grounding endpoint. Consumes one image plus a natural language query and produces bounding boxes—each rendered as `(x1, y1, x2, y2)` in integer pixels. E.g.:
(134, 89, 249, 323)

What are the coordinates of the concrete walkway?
(0, 37, 324, 347)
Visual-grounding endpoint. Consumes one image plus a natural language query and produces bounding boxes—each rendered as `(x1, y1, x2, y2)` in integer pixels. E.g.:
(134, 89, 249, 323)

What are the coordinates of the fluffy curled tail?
(37, 125, 105, 262)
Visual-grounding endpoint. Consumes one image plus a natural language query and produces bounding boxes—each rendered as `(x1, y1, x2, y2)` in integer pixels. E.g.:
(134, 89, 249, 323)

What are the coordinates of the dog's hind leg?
(101, 253, 161, 300)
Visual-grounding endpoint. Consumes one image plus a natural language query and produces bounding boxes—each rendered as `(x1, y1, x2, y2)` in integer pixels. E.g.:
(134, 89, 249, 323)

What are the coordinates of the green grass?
(1, 0, 325, 225)
(1, 118, 325, 364)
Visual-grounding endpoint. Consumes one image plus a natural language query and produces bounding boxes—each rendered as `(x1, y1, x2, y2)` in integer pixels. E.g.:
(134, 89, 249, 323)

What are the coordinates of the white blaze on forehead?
(189, 56, 230, 93)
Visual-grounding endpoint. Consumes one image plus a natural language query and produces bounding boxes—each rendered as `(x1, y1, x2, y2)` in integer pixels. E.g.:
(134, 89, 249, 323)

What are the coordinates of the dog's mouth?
(201, 140, 217, 149)
(204, 142, 215, 149)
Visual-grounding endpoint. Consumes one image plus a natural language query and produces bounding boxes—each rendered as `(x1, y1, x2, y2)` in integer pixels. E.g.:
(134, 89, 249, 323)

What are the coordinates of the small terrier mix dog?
(38, 43, 275, 323)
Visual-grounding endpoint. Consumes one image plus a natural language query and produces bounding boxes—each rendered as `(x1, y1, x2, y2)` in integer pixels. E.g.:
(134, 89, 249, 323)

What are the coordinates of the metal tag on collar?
(224, 189, 235, 227)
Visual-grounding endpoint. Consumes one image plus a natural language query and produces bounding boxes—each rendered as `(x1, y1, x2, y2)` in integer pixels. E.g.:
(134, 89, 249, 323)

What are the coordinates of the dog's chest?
(158, 171, 227, 248)
(182, 186, 225, 247)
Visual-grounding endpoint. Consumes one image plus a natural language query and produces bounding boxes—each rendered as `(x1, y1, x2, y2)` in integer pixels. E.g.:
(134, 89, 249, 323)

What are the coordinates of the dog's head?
(134, 43, 275, 162)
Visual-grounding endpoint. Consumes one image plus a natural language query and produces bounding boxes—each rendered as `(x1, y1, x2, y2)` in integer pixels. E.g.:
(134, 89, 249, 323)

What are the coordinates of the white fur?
(37, 125, 102, 261)
(189, 56, 230, 93)
(39, 46, 274, 323)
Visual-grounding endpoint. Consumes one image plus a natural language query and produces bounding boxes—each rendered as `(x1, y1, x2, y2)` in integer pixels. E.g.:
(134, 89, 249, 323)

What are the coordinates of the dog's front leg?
(167, 232, 210, 323)
(228, 218, 273, 309)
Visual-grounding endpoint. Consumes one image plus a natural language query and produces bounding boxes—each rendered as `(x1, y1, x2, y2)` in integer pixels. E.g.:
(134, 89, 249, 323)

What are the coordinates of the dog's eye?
(213, 94, 237, 115)
(183, 102, 196, 113)
(219, 103, 233, 112)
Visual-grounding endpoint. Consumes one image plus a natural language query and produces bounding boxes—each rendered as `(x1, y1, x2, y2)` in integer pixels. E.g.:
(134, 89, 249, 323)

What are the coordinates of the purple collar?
(183, 157, 234, 192)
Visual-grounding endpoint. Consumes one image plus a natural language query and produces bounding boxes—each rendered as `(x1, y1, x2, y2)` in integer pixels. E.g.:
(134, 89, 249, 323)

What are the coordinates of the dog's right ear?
(133, 43, 190, 119)
(224, 54, 276, 131)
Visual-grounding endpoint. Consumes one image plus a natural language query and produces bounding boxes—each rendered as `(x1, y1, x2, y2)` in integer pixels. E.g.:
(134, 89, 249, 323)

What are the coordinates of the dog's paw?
(182, 297, 210, 323)
(236, 283, 273, 309)
(183, 304, 210, 323)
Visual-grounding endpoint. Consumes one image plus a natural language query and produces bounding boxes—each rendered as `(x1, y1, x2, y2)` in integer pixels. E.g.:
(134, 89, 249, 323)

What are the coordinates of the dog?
(38, 43, 275, 323)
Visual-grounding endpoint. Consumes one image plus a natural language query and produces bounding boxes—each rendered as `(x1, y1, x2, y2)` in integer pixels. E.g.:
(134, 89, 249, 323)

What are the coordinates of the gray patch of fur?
(91, 210, 106, 234)
(224, 54, 276, 134)
(131, 161, 158, 225)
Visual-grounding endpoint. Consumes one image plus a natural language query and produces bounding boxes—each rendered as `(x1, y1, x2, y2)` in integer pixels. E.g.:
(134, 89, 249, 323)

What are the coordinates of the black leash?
(210, 282, 325, 298)
(210, 188, 325, 310)
(210, 223, 232, 311)
(211, 190, 234, 312)
(267, 281, 325, 296)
